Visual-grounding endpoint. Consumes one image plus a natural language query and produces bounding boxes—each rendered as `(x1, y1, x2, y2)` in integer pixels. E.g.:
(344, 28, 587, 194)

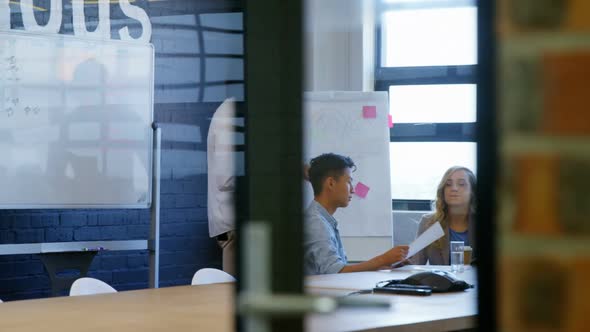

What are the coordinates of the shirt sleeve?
(304, 214, 347, 275)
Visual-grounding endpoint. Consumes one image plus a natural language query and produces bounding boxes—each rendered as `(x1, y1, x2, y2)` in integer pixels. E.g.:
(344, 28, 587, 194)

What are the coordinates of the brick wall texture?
(0, 0, 243, 301)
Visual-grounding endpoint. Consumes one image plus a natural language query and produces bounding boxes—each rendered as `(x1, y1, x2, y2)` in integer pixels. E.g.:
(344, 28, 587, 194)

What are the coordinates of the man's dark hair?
(308, 153, 356, 196)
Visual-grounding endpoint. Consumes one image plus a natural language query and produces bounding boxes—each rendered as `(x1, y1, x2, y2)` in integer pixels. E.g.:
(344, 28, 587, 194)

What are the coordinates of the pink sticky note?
(354, 182, 370, 199)
(388, 114, 393, 128)
(362, 105, 377, 119)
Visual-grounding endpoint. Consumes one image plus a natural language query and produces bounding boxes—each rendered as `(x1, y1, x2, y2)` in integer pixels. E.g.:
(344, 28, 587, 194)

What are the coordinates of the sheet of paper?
(407, 221, 445, 258)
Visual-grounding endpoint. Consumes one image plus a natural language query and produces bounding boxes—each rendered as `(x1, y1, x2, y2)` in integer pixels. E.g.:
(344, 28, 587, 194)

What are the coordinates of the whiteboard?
(0, 30, 154, 208)
(304, 92, 392, 237)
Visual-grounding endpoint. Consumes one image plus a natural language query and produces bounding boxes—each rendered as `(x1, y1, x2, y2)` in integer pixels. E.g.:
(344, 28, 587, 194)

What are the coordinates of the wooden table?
(0, 283, 234, 332)
(0, 265, 476, 332)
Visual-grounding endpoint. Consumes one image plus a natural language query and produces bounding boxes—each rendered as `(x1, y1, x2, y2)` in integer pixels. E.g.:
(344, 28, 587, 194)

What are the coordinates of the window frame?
(375, 0, 477, 210)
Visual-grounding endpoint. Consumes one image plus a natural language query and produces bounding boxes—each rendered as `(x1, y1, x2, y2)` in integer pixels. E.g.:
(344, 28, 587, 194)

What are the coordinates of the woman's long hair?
(431, 166, 476, 248)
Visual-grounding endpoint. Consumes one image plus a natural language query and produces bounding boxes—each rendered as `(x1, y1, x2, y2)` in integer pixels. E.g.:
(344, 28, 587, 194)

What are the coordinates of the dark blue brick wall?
(0, 0, 243, 301)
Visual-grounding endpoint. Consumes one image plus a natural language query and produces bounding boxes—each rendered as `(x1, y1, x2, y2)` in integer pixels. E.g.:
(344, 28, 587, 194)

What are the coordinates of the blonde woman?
(411, 166, 476, 265)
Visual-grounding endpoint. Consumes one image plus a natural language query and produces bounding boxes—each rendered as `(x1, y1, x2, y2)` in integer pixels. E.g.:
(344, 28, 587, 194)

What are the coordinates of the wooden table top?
(0, 283, 234, 332)
(0, 266, 477, 332)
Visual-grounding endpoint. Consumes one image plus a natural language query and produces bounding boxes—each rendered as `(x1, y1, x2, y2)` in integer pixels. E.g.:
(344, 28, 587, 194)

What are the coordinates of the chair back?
(191, 268, 235, 285)
(70, 277, 117, 296)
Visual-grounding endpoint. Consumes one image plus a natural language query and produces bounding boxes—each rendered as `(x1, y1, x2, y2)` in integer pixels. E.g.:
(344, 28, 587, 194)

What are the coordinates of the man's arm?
(339, 245, 409, 273)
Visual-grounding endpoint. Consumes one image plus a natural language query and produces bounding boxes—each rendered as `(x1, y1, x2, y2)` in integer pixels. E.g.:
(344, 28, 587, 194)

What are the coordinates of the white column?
(304, 0, 375, 92)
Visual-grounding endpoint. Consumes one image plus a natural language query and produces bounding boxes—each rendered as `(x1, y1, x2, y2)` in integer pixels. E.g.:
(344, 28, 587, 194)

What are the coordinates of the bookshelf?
(498, 0, 590, 331)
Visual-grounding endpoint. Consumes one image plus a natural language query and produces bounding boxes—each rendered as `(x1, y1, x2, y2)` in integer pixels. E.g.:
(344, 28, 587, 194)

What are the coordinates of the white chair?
(69, 277, 117, 296)
(191, 268, 236, 285)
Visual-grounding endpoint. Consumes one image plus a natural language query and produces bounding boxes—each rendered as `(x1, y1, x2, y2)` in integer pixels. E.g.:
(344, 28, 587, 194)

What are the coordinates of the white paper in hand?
(407, 221, 445, 259)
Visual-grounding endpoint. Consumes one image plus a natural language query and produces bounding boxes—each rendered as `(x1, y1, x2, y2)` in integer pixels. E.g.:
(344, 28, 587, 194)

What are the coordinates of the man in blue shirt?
(304, 153, 409, 275)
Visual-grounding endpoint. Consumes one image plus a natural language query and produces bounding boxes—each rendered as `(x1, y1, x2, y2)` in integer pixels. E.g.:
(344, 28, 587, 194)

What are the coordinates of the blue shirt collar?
(310, 200, 339, 229)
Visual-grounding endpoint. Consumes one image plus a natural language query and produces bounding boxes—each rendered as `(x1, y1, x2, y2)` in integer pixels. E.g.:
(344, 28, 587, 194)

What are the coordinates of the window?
(389, 84, 476, 123)
(381, 5, 477, 67)
(376, 0, 477, 210)
(390, 142, 476, 200)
